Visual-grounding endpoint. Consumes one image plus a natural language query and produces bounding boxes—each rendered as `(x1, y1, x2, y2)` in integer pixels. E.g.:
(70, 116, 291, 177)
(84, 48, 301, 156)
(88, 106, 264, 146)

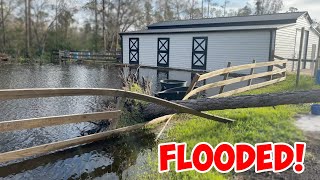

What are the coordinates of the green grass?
(138, 74, 320, 180)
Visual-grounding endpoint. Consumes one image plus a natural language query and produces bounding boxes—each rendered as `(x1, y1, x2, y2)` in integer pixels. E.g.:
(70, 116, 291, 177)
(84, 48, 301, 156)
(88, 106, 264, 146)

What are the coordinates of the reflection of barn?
(122, 66, 267, 97)
(120, 12, 320, 72)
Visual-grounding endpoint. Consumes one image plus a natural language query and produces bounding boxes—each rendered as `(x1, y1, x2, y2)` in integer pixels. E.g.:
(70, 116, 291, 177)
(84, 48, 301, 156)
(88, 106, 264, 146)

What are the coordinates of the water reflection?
(0, 131, 155, 180)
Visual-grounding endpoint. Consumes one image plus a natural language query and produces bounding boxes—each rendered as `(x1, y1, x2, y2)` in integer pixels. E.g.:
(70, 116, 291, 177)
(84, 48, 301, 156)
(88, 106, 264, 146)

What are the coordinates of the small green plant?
(18, 57, 28, 64)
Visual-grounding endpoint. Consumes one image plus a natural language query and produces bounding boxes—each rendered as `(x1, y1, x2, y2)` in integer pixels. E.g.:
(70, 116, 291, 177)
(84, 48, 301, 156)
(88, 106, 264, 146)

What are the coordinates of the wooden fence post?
(283, 61, 287, 77)
(186, 73, 201, 95)
(219, 62, 232, 94)
(315, 57, 320, 77)
(247, 60, 256, 86)
(296, 27, 305, 87)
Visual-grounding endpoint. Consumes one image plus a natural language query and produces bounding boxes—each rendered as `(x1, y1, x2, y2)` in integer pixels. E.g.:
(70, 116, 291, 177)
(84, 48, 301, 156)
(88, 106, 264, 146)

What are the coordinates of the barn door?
(192, 37, 208, 70)
(129, 38, 139, 64)
(157, 38, 170, 67)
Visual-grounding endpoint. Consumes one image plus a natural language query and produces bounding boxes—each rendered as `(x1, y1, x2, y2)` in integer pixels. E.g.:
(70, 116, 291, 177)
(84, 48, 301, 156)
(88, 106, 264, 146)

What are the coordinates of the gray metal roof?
(120, 24, 294, 35)
(148, 12, 307, 29)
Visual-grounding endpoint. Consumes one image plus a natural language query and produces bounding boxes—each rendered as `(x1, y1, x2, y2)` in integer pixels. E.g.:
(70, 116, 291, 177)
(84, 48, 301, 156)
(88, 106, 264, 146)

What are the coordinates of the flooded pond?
(0, 63, 265, 179)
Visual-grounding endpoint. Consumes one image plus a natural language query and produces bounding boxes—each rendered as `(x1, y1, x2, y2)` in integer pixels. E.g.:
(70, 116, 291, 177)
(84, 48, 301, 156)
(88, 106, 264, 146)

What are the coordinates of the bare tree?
(94, 0, 98, 52)
(25, 0, 30, 57)
(102, 0, 106, 52)
(255, 0, 283, 15)
(205, 0, 218, 18)
(221, 0, 230, 17)
(144, 0, 153, 25)
(28, 0, 32, 56)
(171, 0, 186, 20)
(238, 4, 252, 16)
(288, 7, 298, 13)
(0, 0, 5, 51)
(186, 0, 202, 19)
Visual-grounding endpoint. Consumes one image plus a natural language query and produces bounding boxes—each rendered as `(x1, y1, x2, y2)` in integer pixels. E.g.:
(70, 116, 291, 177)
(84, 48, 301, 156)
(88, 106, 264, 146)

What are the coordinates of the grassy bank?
(139, 74, 320, 179)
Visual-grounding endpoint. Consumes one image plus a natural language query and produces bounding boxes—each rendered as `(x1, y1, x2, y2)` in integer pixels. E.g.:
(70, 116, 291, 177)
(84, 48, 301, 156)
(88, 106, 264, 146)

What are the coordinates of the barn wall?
(122, 30, 271, 72)
(275, 14, 319, 71)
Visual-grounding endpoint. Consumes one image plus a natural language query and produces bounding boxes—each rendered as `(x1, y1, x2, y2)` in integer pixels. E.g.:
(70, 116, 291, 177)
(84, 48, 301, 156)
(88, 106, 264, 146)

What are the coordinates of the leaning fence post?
(314, 58, 319, 77)
(296, 27, 305, 87)
(219, 62, 232, 94)
(186, 73, 201, 95)
(247, 60, 256, 86)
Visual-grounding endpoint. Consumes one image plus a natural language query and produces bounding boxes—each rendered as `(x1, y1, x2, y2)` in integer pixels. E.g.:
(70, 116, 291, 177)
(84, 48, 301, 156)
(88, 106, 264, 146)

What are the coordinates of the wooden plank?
(112, 63, 207, 73)
(282, 62, 287, 77)
(185, 73, 201, 96)
(0, 123, 146, 163)
(184, 69, 286, 99)
(198, 60, 287, 81)
(0, 111, 121, 133)
(211, 77, 286, 98)
(219, 62, 232, 94)
(296, 28, 305, 87)
(287, 58, 315, 63)
(274, 55, 286, 60)
(315, 58, 320, 77)
(247, 60, 256, 86)
(0, 88, 233, 123)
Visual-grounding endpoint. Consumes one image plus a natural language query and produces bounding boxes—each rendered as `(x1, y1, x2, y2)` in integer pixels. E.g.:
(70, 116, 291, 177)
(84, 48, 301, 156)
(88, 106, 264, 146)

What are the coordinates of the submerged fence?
(51, 50, 122, 63)
(0, 88, 231, 164)
(0, 59, 289, 164)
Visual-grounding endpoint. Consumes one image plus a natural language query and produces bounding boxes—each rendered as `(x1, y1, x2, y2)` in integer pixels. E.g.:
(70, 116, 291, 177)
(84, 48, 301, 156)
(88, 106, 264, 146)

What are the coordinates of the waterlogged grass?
(138, 74, 320, 179)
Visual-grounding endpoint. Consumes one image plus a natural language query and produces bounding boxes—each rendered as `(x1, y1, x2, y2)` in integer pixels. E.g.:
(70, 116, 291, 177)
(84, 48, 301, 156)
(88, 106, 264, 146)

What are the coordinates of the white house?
(120, 12, 320, 72)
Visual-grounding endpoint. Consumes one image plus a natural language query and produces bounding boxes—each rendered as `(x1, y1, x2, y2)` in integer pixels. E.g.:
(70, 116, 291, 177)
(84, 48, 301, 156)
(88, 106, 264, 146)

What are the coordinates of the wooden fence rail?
(0, 87, 234, 164)
(51, 50, 122, 63)
(185, 60, 287, 99)
(0, 59, 288, 164)
(0, 111, 121, 133)
(0, 88, 232, 123)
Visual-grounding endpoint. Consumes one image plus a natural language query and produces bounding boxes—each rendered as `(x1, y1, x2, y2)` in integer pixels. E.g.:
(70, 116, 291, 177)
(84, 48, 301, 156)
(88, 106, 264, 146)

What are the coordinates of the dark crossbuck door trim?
(129, 38, 139, 64)
(192, 37, 208, 70)
(157, 38, 170, 67)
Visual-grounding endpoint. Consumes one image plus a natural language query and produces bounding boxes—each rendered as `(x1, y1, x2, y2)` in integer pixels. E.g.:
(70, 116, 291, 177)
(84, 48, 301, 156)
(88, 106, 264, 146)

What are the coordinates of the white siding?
(275, 14, 319, 71)
(122, 30, 271, 72)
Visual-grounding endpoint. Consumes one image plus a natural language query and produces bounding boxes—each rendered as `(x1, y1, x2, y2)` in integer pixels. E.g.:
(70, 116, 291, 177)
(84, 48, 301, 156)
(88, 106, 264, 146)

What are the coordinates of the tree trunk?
(142, 90, 320, 120)
(0, 0, 6, 51)
(116, 0, 121, 51)
(94, 0, 98, 52)
(28, 0, 32, 57)
(201, 0, 204, 18)
(102, 0, 106, 53)
(25, 0, 29, 58)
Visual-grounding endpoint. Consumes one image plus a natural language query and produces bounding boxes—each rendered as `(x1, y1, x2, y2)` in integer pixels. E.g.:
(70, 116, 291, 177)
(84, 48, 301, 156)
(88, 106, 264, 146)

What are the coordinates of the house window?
(157, 38, 170, 67)
(192, 37, 208, 70)
(129, 38, 139, 64)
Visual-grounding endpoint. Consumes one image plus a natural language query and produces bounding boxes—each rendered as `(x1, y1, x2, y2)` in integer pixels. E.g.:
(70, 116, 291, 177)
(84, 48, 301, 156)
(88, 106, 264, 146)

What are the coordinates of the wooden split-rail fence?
(0, 59, 288, 164)
(0, 88, 231, 164)
(185, 59, 288, 99)
(51, 50, 122, 64)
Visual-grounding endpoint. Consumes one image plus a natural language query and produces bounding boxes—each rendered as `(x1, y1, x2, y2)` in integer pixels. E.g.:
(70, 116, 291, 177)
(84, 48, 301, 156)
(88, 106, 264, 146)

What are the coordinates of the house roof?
(147, 12, 307, 30)
(120, 24, 294, 35)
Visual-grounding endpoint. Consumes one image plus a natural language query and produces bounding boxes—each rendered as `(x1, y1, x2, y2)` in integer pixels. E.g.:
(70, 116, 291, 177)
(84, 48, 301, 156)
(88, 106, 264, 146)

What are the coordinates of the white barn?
(120, 12, 320, 72)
